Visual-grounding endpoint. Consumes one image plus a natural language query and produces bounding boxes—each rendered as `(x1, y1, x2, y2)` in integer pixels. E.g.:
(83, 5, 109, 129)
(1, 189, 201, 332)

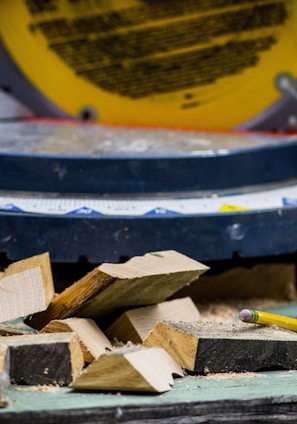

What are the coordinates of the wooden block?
(174, 263, 297, 301)
(143, 321, 297, 373)
(71, 346, 183, 393)
(40, 318, 112, 363)
(0, 344, 9, 407)
(105, 297, 200, 343)
(0, 252, 54, 323)
(1, 332, 84, 386)
(26, 250, 209, 330)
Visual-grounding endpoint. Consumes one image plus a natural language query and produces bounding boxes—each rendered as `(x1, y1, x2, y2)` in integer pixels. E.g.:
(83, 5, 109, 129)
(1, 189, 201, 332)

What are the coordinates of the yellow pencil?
(239, 308, 297, 332)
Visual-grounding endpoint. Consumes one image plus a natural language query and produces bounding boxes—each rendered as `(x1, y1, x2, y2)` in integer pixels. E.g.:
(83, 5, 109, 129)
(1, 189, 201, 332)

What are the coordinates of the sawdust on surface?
(14, 385, 60, 392)
(194, 371, 263, 380)
(111, 339, 138, 349)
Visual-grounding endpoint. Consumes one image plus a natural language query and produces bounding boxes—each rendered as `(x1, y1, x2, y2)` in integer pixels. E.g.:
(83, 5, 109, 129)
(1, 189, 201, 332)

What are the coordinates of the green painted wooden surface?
(264, 300, 297, 317)
(0, 371, 296, 412)
(0, 371, 297, 410)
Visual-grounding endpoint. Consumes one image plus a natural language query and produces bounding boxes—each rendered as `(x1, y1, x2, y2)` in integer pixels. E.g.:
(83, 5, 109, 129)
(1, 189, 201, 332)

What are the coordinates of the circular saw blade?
(1, 0, 297, 130)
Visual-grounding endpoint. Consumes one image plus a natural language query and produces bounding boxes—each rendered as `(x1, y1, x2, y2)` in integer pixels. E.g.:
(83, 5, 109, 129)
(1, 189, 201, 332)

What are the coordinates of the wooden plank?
(105, 297, 200, 343)
(143, 321, 297, 373)
(71, 346, 183, 393)
(0, 344, 9, 407)
(40, 318, 112, 363)
(0, 252, 54, 323)
(1, 332, 84, 386)
(26, 250, 209, 330)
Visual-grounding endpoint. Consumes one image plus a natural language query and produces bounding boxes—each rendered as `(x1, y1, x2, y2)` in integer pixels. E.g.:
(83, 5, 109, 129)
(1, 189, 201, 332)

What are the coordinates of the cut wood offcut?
(40, 318, 112, 362)
(143, 321, 297, 373)
(1, 332, 84, 386)
(106, 297, 200, 343)
(0, 252, 54, 323)
(27, 250, 209, 330)
(72, 347, 183, 393)
(175, 263, 297, 301)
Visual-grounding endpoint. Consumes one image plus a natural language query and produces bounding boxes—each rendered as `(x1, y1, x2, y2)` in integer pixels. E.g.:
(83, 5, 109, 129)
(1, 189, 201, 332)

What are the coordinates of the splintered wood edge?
(72, 347, 183, 393)
(126, 347, 184, 391)
(143, 321, 198, 371)
(99, 250, 209, 279)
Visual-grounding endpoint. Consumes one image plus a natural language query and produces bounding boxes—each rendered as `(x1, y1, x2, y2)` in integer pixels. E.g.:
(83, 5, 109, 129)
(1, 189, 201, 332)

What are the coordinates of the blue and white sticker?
(0, 183, 297, 217)
(67, 206, 103, 215)
(283, 197, 297, 207)
(145, 207, 182, 216)
(0, 203, 23, 212)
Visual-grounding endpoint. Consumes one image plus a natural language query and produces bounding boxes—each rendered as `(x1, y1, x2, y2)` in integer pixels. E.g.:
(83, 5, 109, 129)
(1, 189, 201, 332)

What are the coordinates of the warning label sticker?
(1, 0, 297, 128)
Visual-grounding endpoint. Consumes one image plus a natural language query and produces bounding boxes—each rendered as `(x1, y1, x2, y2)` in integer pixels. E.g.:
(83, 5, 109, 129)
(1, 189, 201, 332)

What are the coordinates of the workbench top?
(1, 370, 297, 423)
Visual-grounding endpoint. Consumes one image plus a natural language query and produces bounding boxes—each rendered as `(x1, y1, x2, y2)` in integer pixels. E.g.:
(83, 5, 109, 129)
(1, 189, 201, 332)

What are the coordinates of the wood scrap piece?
(26, 250, 209, 330)
(0, 344, 9, 407)
(40, 318, 112, 363)
(175, 263, 297, 301)
(1, 332, 84, 386)
(71, 346, 183, 393)
(105, 297, 200, 343)
(0, 252, 54, 323)
(143, 321, 297, 373)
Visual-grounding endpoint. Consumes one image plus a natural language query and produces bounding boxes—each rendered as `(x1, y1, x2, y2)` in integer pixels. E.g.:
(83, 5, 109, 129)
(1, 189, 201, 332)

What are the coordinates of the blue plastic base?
(0, 206, 296, 263)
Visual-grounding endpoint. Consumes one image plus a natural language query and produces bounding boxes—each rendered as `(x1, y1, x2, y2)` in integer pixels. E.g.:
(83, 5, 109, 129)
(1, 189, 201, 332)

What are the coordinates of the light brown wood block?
(175, 263, 297, 301)
(143, 321, 297, 373)
(26, 250, 209, 330)
(1, 332, 84, 386)
(71, 346, 183, 393)
(105, 297, 200, 343)
(0, 344, 9, 407)
(40, 318, 112, 362)
(0, 252, 54, 323)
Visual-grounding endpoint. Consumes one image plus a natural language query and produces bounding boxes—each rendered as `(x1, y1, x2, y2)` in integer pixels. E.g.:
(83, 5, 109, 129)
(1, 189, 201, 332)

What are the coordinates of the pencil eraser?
(239, 309, 252, 322)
